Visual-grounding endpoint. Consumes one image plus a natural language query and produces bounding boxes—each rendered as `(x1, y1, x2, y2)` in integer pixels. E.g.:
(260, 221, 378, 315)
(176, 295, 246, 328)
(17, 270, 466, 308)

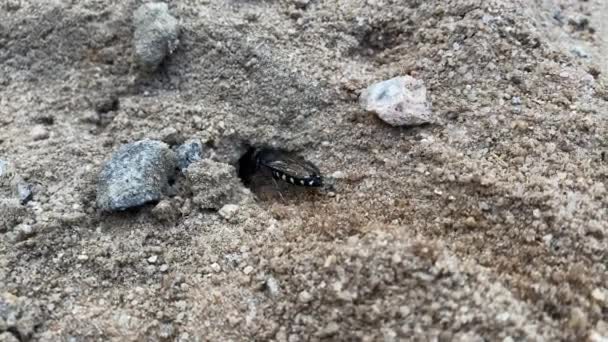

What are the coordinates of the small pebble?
(360, 76, 433, 126)
(151, 200, 178, 222)
(31, 125, 49, 141)
(464, 216, 478, 228)
(133, 2, 180, 71)
(571, 46, 589, 58)
(243, 266, 254, 275)
(317, 322, 339, 338)
(16, 181, 33, 204)
(265, 276, 280, 296)
(175, 139, 203, 172)
(160, 127, 183, 145)
(219, 204, 240, 220)
(298, 290, 313, 303)
(160, 264, 169, 272)
(331, 171, 346, 179)
(592, 288, 607, 303)
(210, 263, 221, 273)
(148, 255, 158, 264)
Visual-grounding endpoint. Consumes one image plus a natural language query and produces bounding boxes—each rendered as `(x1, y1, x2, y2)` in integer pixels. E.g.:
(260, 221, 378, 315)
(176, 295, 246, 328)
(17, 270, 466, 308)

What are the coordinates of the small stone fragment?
(210, 263, 221, 273)
(243, 266, 254, 275)
(0, 160, 9, 179)
(298, 290, 313, 303)
(464, 216, 478, 229)
(317, 322, 340, 338)
(592, 288, 607, 303)
(13, 224, 34, 242)
(219, 204, 240, 221)
(175, 139, 203, 172)
(148, 255, 158, 264)
(160, 127, 183, 146)
(16, 182, 33, 204)
(96, 139, 177, 211)
(187, 159, 243, 210)
(30, 125, 49, 141)
(360, 76, 433, 126)
(151, 200, 178, 222)
(265, 277, 280, 297)
(133, 2, 180, 71)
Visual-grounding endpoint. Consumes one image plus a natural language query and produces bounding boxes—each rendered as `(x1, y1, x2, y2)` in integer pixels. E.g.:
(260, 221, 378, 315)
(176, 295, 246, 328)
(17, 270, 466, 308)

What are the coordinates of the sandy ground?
(2, 0, 608, 341)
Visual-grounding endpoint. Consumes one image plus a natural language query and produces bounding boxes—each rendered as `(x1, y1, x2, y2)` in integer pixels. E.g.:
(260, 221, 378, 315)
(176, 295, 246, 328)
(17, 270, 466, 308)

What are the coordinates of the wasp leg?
(271, 177, 286, 203)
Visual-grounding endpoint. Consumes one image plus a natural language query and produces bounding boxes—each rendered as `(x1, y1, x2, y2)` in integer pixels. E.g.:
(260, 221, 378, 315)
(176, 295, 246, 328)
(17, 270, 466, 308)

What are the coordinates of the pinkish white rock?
(360, 76, 432, 126)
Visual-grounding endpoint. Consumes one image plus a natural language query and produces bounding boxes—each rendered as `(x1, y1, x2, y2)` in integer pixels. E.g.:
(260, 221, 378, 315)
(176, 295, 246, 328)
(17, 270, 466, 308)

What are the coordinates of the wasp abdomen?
(270, 169, 323, 187)
(252, 148, 323, 187)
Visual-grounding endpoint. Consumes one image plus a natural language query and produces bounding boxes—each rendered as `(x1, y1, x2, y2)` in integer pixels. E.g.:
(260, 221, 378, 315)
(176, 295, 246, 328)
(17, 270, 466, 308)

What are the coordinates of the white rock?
(219, 204, 240, 220)
(298, 290, 313, 303)
(331, 171, 346, 179)
(31, 125, 49, 141)
(243, 266, 254, 275)
(360, 76, 432, 126)
(265, 276, 280, 296)
(210, 262, 221, 273)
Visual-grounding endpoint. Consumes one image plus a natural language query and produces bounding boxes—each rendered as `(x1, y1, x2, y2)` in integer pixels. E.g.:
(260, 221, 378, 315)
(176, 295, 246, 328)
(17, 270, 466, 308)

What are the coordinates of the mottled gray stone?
(96, 139, 176, 211)
(133, 2, 180, 71)
(176, 139, 203, 172)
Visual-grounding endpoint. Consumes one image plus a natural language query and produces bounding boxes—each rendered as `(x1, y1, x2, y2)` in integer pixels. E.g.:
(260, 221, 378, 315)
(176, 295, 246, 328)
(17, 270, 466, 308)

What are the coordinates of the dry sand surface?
(2, 0, 608, 341)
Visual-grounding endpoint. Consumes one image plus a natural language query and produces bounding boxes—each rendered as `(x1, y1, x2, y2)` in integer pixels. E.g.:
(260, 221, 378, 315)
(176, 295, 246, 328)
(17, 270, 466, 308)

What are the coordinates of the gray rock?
(96, 139, 177, 211)
(133, 3, 180, 71)
(187, 159, 242, 210)
(175, 139, 203, 172)
(360, 76, 433, 126)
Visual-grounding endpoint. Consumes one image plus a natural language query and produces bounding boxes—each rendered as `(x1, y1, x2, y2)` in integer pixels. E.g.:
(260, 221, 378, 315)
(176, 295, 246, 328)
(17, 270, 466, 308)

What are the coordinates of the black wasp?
(239, 147, 323, 187)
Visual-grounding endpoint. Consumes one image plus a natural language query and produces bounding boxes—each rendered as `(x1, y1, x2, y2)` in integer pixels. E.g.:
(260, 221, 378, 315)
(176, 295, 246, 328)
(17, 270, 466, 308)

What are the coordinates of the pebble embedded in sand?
(133, 2, 180, 71)
(30, 125, 49, 141)
(219, 203, 240, 220)
(175, 139, 203, 172)
(360, 76, 432, 126)
(96, 139, 176, 211)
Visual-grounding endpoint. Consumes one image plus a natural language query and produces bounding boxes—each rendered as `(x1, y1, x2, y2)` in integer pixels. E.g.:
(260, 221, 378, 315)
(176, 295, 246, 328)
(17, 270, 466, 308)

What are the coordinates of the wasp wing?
(257, 149, 320, 178)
